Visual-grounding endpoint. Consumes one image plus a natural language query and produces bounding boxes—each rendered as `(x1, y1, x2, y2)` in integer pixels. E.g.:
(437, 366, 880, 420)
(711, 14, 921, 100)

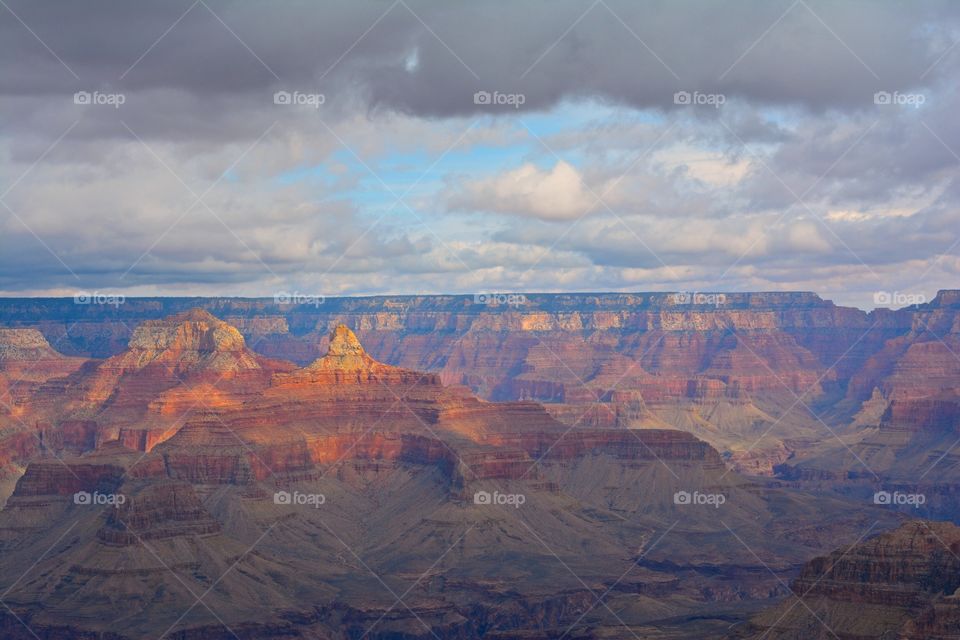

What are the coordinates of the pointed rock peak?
(277, 323, 436, 386)
(308, 324, 373, 370)
(327, 324, 365, 358)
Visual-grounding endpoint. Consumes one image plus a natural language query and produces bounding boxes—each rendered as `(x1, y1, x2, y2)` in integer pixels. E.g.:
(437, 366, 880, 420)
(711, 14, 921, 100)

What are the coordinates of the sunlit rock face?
(6, 292, 960, 483)
(9, 309, 295, 458)
(3, 291, 947, 474)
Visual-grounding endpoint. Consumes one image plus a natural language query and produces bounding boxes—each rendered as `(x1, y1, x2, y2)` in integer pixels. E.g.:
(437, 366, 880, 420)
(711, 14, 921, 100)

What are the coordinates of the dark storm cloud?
(1, 0, 956, 121)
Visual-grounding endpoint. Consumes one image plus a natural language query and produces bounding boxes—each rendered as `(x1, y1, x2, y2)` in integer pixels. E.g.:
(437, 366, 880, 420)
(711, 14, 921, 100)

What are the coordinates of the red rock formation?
(0, 292, 937, 476)
(849, 291, 960, 407)
(27, 309, 294, 455)
(273, 323, 437, 386)
(12, 459, 127, 497)
(781, 294, 960, 486)
(0, 329, 88, 488)
(745, 521, 960, 639)
(0, 327, 89, 434)
(8, 320, 729, 493)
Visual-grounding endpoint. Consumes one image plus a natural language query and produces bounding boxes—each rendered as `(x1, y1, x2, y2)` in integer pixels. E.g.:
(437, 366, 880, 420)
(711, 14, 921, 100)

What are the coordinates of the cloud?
(0, 0, 958, 308)
(448, 160, 600, 220)
(2, 1, 957, 129)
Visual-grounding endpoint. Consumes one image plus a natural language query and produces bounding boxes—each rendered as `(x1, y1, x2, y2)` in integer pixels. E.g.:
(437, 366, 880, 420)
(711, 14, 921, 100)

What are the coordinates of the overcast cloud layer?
(1, 0, 958, 308)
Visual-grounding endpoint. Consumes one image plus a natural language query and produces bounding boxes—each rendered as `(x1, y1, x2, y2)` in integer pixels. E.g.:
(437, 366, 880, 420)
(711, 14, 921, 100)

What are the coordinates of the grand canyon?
(0, 292, 958, 638)
(4, 1, 959, 637)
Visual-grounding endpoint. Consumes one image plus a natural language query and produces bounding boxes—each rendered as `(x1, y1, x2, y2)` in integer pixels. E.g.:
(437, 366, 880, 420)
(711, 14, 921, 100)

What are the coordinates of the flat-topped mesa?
(278, 324, 439, 386)
(925, 289, 960, 308)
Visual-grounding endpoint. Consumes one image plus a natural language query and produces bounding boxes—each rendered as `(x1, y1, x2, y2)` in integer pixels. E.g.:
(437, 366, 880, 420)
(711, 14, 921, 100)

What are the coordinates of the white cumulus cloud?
(448, 160, 600, 221)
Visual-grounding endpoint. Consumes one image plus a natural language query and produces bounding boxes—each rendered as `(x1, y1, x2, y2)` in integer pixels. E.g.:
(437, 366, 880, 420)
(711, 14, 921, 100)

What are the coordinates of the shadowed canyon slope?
(0, 309, 906, 639)
(739, 520, 960, 639)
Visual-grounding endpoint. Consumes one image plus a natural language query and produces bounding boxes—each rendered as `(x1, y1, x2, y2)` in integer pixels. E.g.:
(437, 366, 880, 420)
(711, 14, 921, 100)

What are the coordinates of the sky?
(0, 0, 958, 309)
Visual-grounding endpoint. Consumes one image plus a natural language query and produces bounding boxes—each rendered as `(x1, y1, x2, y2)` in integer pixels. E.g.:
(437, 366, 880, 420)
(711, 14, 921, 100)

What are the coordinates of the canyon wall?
(2, 292, 959, 478)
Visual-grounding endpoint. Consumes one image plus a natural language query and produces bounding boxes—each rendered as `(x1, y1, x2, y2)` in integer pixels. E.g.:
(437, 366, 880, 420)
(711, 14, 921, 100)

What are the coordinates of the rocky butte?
(21, 308, 293, 454)
(0, 309, 904, 639)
